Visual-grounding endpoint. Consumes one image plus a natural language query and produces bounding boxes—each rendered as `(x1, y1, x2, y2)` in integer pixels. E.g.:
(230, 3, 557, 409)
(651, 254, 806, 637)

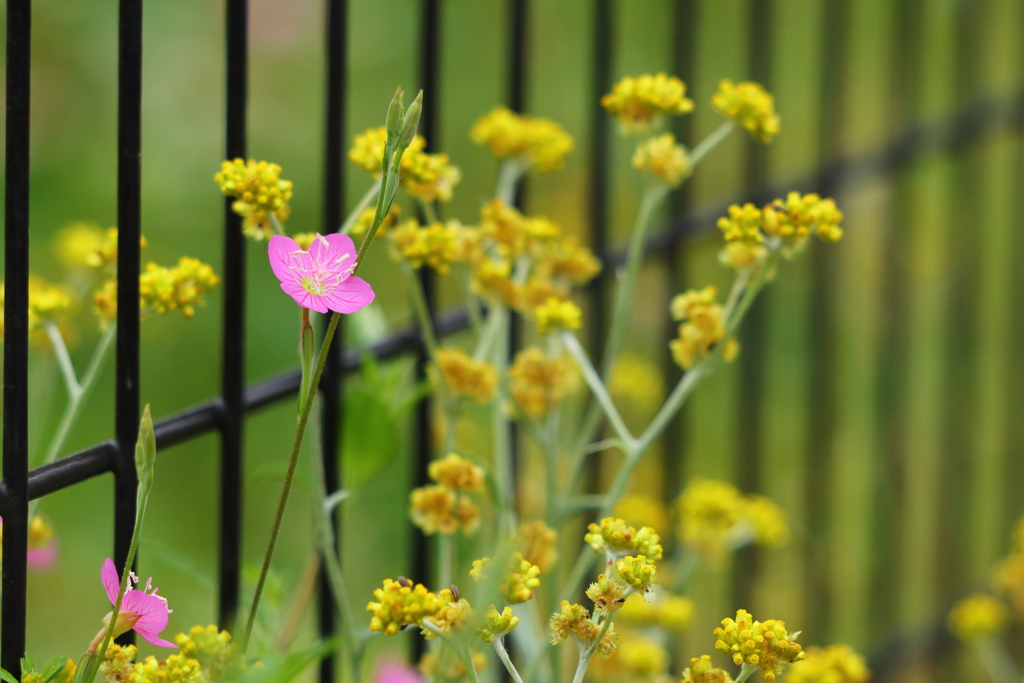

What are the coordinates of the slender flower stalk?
(493, 638, 525, 683)
(340, 180, 382, 235)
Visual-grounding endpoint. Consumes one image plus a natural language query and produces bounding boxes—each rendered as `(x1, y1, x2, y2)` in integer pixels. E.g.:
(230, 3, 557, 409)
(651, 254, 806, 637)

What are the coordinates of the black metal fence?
(3, 1, 1023, 682)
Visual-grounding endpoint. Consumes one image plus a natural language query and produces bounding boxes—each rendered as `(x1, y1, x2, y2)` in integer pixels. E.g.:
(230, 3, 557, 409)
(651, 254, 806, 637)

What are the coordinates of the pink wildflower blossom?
(90, 558, 176, 650)
(268, 233, 374, 314)
(27, 541, 58, 572)
(375, 662, 423, 683)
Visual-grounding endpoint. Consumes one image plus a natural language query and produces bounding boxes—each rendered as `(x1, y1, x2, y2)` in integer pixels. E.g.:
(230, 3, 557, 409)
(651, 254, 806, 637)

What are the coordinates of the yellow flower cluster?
(675, 478, 790, 560)
(613, 494, 670, 536)
(175, 625, 245, 681)
(616, 556, 658, 598)
(434, 348, 499, 404)
(422, 588, 475, 640)
(131, 654, 201, 683)
(717, 194, 844, 255)
(669, 286, 738, 370)
(585, 517, 664, 560)
(24, 659, 76, 683)
(389, 219, 464, 275)
(367, 578, 442, 636)
(632, 133, 691, 187)
(786, 644, 871, 683)
(517, 520, 558, 573)
(28, 514, 55, 551)
(428, 453, 485, 492)
(479, 605, 519, 643)
(534, 235, 601, 286)
(96, 257, 221, 323)
(53, 221, 105, 269)
(601, 73, 695, 131)
(947, 593, 1010, 642)
(616, 592, 695, 631)
(585, 573, 626, 614)
(101, 644, 137, 683)
(509, 346, 574, 418)
(214, 159, 293, 240)
(711, 80, 781, 144)
(618, 636, 669, 677)
(349, 205, 401, 238)
(27, 276, 73, 332)
(714, 609, 804, 682)
(681, 655, 734, 683)
(471, 552, 542, 605)
(471, 106, 574, 172)
(349, 127, 463, 203)
(535, 296, 582, 334)
(410, 454, 482, 535)
(549, 601, 618, 657)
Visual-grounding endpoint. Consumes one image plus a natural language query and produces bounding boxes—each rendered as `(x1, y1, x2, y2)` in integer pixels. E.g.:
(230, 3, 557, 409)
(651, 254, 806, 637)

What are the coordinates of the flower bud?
(135, 405, 156, 498)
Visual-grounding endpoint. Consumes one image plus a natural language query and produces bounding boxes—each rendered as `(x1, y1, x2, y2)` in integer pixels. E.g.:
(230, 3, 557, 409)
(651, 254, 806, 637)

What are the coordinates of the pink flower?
(0, 514, 59, 572)
(27, 541, 58, 572)
(268, 233, 374, 314)
(375, 662, 423, 683)
(95, 558, 176, 649)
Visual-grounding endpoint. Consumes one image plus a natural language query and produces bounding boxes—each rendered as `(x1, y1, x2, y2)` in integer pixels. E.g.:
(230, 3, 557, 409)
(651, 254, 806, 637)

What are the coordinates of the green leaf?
(20, 654, 36, 676)
(0, 666, 20, 683)
(41, 657, 68, 683)
(223, 640, 337, 683)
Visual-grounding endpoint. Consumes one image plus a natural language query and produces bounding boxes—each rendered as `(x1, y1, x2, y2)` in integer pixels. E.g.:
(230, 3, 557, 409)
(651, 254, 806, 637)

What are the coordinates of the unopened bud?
(135, 404, 156, 495)
(385, 86, 405, 139)
(398, 90, 424, 151)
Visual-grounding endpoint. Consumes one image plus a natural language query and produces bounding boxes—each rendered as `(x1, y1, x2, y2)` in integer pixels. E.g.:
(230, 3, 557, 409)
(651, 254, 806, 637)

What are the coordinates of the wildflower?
(349, 127, 392, 174)
(614, 593, 657, 626)
(479, 605, 519, 643)
(433, 349, 499, 404)
(658, 594, 696, 631)
(90, 558, 176, 650)
(350, 205, 401, 238)
(508, 347, 574, 418)
(100, 643, 138, 683)
(422, 588, 475, 640)
(410, 484, 480, 535)
(131, 653, 201, 683)
(536, 237, 602, 286)
(717, 203, 764, 244)
(471, 553, 541, 604)
(719, 241, 767, 270)
(549, 601, 599, 645)
(669, 286, 730, 369)
(762, 193, 844, 252)
(86, 228, 148, 271)
(214, 159, 293, 240)
(471, 106, 574, 172)
(53, 221, 105, 269)
(613, 494, 670, 538)
(139, 258, 222, 319)
(714, 609, 804, 682)
(367, 578, 442, 636)
(389, 219, 461, 275)
(746, 494, 790, 548)
(601, 73, 695, 131)
(27, 514, 58, 571)
(618, 636, 668, 677)
(401, 149, 462, 203)
(175, 624, 245, 680)
(675, 478, 746, 559)
(632, 133, 691, 186)
(518, 277, 567, 314)
(428, 453, 485, 492)
(480, 200, 531, 257)
(615, 556, 658, 599)
(268, 232, 374, 314)
(681, 655, 734, 683)
(517, 520, 558, 573)
(586, 574, 626, 613)
(535, 296, 582, 334)
(711, 80, 781, 144)
(375, 662, 423, 683)
(25, 276, 73, 335)
(947, 593, 1010, 642)
(471, 258, 518, 304)
(786, 644, 870, 683)
(585, 517, 664, 560)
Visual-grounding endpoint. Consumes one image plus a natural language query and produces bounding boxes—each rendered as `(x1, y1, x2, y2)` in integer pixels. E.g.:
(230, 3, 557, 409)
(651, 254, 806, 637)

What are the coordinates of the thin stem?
(46, 323, 80, 396)
(438, 534, 453, 590)
(473, 303, 505, 361)
(340, 180, 382, 235)
(269, 213, 287, 236)
(493, 638, 525, 683)
(462, 266, 484, 334)
(974, 638, 1020, 683)
(561, 332, 635, 449)
(401, 261, 442, 357)
(686, 120, 736, 168)
(734, 663, 758, 683)
(496, 157, 529, 205)
(570, 617, 614, 683)
(421, 199, 439, 225)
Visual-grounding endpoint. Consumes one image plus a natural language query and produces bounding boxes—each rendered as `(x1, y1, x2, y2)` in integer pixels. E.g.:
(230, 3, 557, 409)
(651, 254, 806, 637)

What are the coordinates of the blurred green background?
(3, 0, 1024, 681)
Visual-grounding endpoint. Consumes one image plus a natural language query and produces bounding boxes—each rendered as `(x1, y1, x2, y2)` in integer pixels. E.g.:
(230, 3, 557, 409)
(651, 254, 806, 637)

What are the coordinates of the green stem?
(570, 617, 614, 683)
(340, 181, 382, 235)
(420, 199, 439, 225)
(686, 120, 736, 168)
(493, 638, 525, 683)
(734, 663, 758, 683)
(560, 332, 634, 449)
(974, 638, 1020, 683)
(438, 534, 453, 590)
(269, 214, 287, 236)
(462, 266, 484, 335)
(496, 158, 529, 206)
(46, 322, 80, 396)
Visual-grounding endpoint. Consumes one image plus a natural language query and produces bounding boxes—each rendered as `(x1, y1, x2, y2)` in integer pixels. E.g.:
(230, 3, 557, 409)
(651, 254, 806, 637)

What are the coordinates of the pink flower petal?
(102, 558, 121, 605)
(27, 540, 58, 572)
(122, 590, 172, 644)
(281, 280, 328, 314)
(322, 277, 375, 314)
(268, 235, 302, 283)
(322, 232, 358, 264)
(376, 662, 423, 683)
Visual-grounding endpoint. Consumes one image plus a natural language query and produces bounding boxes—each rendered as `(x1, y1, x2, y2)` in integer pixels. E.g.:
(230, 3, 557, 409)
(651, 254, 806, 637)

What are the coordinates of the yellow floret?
(711, 80, 781, 144)
(632, 133, 691, 186)
(601, 73, 695, 131)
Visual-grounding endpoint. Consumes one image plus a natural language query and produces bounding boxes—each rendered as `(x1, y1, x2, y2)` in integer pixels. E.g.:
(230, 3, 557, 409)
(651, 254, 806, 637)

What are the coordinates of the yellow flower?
(509, 347, 573, 418)
(471, 106, 574, 172)
(669, 286, 730, 369)
(745, 494, 790, 548)
(349, 205, 401, 238)
(409, 484, 480, 535)
(175, 624, 245, 681)
(27, 276, 73, 332)
(536, 236, 602, 286)
(131, 654, 201, 683)
(28, 514, 54, 549)
(76, 227, 148, 271)
(615, 556, 658, 597)
(471, 258, 517, 305)
(471, 553, 541, 605)
(615, 594, 657, 626)
(786, 644, 870, 683)
(535, 296, 582, 334)
(586, 573, 626, 613)
(101, 644, 137, 683)
(682, 655, 734, 683)
(402, 150, 462, 203)
(947, 593, 1010, 642)
(719, 241, 767, 270)
(349, 127, 391, 174)
(675, 477, 746, 560)
(618, 636, 668, 677)
(585, 517, 664, 560)
(53, 221, 105, 269)
(389, 219, 461, 275)
(423, 588, 475, 640)
(434, 349, 499, 404)
(428, 453, 485, 492)
(762, 193, 844, 252)
(480, 199, 531, 257)
(714, 609, 804, 682)
(601, 73, 694, 131)
(632, 133, 691, 186)
(717, 203, 765, 244)
(479, 605, 519, 643)
(367, 578, 442, 636)
(517, 520, 558, 574)
(658, 594, 696, 631)
(711, 80, 781, 144)
(133, 257, 221, 319)
(214, 159, 293, 240)
(613, 494, 670, 537)
(549, 601, 599, 645)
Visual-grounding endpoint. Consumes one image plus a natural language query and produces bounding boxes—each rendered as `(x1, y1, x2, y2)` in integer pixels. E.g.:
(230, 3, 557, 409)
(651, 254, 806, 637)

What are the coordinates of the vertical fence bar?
(318, 0, 347, 679)
(220, 0, 248, 629)
(1, 0, 31, 675)
(410, 0, 441, 662)
(114, 0, 144, 641)
(587, 0, 611, 367)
